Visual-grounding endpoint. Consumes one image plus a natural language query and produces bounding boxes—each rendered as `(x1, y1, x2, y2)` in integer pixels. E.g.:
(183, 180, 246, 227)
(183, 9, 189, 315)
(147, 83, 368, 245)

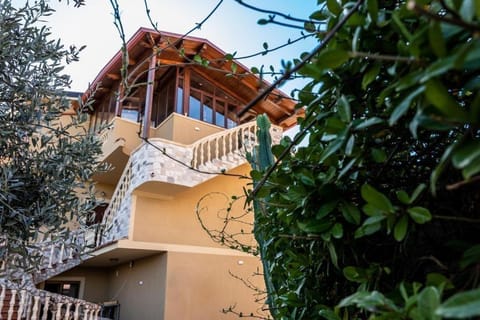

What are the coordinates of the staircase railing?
(0, 230, 93, 285)
(190, 121, 258, 169)
(0, 284, 101, 320)
(96, 158, 134, 246)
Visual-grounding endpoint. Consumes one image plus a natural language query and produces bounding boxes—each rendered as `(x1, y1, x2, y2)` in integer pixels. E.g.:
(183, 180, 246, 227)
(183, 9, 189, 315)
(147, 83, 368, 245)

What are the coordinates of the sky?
(35, 0, 319, 96)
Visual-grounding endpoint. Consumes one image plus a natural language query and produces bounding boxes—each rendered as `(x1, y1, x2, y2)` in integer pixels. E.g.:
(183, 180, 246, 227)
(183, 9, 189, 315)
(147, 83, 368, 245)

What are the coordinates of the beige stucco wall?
(152, 113, 224, 145)
(106, 254, 167, 320)
(131, 163, 255, 249)
(164, 252, 266, 320)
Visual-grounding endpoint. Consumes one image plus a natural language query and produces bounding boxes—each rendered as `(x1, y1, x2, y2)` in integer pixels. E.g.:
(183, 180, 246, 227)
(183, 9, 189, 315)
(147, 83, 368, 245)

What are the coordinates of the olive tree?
(0, 0, 104, 279)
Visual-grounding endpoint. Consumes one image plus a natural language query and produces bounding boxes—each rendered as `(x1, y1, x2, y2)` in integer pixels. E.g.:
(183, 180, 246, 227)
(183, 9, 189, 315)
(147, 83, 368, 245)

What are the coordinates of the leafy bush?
(249, 1, 480, 319)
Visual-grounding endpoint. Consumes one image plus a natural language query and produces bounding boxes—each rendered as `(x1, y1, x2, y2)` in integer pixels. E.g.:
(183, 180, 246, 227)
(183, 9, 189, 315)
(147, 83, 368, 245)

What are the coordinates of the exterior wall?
(40, 267, 110, 303)
(131, 164, 255, 248)
(106, 254, 167, 320)
(152, 113, 224, 144)
(164, 252, 265, 320)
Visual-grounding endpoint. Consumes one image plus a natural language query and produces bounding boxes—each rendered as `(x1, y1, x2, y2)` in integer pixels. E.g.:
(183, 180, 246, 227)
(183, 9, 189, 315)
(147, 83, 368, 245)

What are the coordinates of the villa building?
(0, 28, 300, 319)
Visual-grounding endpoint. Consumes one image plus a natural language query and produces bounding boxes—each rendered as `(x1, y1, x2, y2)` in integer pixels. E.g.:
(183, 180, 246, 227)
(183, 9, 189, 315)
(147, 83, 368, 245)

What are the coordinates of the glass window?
(189, 90, 201, 120)
(215, 111, 224, 127)
(203, 95, 213, 123)
(121, 108, 139, 122)
(176, 86, 183, 114)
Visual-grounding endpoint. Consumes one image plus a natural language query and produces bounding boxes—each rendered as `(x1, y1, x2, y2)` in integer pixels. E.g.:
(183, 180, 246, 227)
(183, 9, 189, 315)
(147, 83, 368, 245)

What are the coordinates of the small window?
(121, 108, 139, 122)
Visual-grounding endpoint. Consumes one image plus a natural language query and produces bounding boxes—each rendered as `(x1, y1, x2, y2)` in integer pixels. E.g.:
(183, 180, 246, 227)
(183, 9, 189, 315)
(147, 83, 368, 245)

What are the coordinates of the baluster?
(200, 142, 205, 167)
(69, 236, 75, 259)
(207, 139, 211, 163)
(222, 135, 226, 160)
(94, 307, 100, 320)
(41, 295, 50, 320)
(82, 306, 89, 320)
(59, 243, 65, 263)
(64, 302, 72, 320)
(7, 289, 17, 320)
(215, 137, 220, 161)
(23, 293, 32, 320)
(55, 302, 62, 320)
(16, 290, 26, 320)
(73, 303, 80, 320)
(89, 308, 95, 320)
(31, 295, 40, 320)
(48, 241, 55, 268)
(0, 284, 5, 320)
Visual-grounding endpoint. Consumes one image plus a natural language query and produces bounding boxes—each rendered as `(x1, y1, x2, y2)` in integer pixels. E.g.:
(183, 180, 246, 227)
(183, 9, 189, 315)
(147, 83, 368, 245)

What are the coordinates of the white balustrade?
(0, 286, 100, 320)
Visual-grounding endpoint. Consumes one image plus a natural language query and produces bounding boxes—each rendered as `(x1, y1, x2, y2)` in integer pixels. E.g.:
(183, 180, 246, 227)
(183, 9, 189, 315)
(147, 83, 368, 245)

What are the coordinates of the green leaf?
(362, 63, 380, 90)
(331, 223, 343, 239)
(389, 86, 425, 125)
(326, 0, 342, 16)
(355, 215, 385, 238)
(428, 21, 446, 57)
(339, 290, 400, 311)
(436, 288, 480, 318)
(460, 244, 480, 269)
(418, 287, 441, 320)
(340, 202, 361, 225)
(425, 79, 469, 121)
(317, 201, 338, 219)
(371, 148, 387, 163)
(304, 21, 316, 33)
(337, 95, 351, 122)
(396, 190, 410, 204)
(451, 140, 480, 169)
(462, 156, 480, 179)
(343, 267, 368, 283)
(193, 54, 203, 64)
(426, 273, 454, 289)
(367, 0, 379, 22)
(460, 0, 476, 22)
(431, 140, 460, 195)
(319, 134, 346, 162)
(318, 308, 341, 320)
(297, 220, 333, 234)
(361, 184, 395, 213)
(327, 241, 339, 267)
(317, 49, 350, 70)
(410, 183, 426, 203)
(394, 215, 408, 241)
(353, 117, 384, 130)
(345, 134, 355, 156)
(408, 206, 432, 224)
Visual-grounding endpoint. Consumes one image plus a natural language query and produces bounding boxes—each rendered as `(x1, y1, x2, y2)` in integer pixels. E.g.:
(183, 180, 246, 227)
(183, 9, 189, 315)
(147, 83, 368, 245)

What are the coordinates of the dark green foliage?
(249, 1, 480, 318)
(0, 0, 103, 274)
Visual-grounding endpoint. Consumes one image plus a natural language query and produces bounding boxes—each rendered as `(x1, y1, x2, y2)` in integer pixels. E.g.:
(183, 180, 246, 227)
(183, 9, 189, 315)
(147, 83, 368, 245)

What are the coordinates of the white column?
(64, 302, 72, 320)
(73, 303, 80, 320)
(7, 289, 17, 320)
(0, 285, 6, 320)
(41, 295, 50, 320)
(31, 296, 40, 320)
(16, 290, 26, 320)
(55, 302, 62, 320)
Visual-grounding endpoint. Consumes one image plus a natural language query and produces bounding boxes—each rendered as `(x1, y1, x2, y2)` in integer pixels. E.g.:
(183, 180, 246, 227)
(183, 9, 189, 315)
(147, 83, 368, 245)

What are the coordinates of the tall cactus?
(247, 114, 278, 318)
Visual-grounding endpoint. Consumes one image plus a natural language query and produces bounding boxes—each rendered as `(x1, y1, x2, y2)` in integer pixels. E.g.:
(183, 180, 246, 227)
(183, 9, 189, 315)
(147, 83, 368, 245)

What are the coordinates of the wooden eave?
(84, 27, 299, 129)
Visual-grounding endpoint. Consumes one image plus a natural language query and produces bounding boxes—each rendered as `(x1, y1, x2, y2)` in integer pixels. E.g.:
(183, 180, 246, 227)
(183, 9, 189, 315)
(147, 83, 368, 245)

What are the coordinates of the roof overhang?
(83, 27, 301, 129)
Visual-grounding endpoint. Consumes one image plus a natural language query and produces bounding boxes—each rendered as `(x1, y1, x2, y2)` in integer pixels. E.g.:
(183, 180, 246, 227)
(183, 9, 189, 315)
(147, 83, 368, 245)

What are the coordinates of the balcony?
(96, 119, 282, 246)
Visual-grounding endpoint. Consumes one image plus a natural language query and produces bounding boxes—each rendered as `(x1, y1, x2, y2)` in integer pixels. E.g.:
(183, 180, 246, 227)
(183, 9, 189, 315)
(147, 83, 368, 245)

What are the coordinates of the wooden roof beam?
(106, 73, 121, 80)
